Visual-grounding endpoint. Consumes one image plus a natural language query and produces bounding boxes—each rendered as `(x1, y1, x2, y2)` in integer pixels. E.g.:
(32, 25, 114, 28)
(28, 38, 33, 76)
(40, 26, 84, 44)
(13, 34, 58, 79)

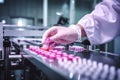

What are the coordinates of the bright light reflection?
(0, 0, 4, 3)
(1, 20, 6, 24)
(17, 19, 23, 26)
(69, 72, 74, 78)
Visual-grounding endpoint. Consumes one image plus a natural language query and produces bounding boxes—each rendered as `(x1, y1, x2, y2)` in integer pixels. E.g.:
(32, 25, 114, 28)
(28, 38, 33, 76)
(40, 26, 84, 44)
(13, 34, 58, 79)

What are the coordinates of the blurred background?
(0, 0, 120, 54)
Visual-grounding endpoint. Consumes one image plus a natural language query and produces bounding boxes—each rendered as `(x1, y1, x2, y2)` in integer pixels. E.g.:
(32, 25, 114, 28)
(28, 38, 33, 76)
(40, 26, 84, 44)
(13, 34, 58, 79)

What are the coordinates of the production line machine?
(0, 23, 47, 80)
(0, 23, 120, 80)
(14, 39, 120, 80)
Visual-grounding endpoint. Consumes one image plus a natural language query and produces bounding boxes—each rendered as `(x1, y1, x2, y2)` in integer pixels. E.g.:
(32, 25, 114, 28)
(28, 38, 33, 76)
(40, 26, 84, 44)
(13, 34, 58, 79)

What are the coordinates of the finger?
(41, 27, 57, 43)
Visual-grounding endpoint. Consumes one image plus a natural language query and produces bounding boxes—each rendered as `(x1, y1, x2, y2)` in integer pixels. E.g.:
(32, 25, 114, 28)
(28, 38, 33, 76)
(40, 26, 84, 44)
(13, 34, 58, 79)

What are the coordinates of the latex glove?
(42, 26, 79, 45)
(41, 38, 57, 50)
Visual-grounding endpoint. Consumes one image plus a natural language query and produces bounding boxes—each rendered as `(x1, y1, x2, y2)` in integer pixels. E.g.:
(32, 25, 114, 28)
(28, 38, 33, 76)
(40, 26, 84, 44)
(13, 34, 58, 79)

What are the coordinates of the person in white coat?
(42, 0, 120, 49)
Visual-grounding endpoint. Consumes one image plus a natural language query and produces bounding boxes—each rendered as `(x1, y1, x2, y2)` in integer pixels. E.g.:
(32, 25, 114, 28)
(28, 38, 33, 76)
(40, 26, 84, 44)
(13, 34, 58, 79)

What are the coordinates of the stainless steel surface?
(0, 48, 3, 60)
(3, 24, 47, 37)
(0, 23, 3, 58)
(22, 46, 120, 80)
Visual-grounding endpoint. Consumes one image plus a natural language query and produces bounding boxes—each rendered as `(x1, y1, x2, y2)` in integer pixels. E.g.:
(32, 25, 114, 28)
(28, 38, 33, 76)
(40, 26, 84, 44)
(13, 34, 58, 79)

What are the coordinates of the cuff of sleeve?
(69, 24, 82, 42)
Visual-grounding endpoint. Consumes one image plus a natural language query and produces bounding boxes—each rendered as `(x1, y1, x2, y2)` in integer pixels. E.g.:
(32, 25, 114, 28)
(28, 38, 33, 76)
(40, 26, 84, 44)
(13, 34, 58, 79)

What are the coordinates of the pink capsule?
(69, 54, 74, 57)
(67, 55, 74, 61)
(61, 52, 68, 57)
(35, 49, 40, 53)
(41, 45, 49, 51)
(55, 54, 61, 57)
(55, 55, 65, 61)
(53, 46, 65, 51)
(73, 56, 81, 63)
(49, 49, 54, 52)
(37, 51, 42, 55)
(29, 47, 35, 51)
(40, 51, 46, 56)
(50, 52, 56, 56)
(44, 52, 50, 57)
(70, 46, 75, 51)
(57, 57, 68, 62)
(56, 52, 62, 56)
(53, 50, 59, 53)
(48, 54, 56, 60)
(28, 47, 31, 50)
(70, 46, 85, 52)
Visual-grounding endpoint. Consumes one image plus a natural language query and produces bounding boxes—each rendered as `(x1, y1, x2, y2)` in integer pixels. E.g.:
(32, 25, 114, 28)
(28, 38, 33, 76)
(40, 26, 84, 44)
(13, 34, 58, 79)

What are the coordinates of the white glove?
(42, 25, 81, 46)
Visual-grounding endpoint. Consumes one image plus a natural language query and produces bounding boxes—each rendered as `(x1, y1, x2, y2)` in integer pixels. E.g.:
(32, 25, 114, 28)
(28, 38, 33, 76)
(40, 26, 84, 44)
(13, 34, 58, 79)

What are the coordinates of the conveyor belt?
(23, 46, 120, 80)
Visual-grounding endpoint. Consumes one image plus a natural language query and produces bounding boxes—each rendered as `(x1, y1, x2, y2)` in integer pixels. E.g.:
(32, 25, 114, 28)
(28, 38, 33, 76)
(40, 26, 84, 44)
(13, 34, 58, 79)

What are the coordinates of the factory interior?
(0, 0, 120, 80)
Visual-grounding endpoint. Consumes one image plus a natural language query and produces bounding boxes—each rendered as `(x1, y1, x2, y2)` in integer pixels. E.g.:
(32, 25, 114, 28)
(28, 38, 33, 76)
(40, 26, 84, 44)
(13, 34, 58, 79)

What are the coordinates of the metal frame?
(3, 24, 47, 37)
(0, 24, 48, 80)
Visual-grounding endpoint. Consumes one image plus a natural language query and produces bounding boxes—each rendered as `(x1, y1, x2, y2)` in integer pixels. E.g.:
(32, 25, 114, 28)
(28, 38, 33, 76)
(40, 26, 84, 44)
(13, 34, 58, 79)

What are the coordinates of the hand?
(42, 26, 78, 45)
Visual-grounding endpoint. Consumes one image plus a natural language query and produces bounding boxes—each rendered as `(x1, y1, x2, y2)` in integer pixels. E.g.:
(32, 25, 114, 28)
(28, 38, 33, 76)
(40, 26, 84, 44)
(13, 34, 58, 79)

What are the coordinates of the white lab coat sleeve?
(78, 0, 120, 45)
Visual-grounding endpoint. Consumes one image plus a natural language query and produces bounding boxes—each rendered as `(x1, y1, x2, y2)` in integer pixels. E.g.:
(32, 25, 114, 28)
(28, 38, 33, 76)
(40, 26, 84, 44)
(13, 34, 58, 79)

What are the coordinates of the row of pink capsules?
(52, 45, 85, 52)
(28, 46, 82, 63)
(53, 46, 65, 51)
(28, 46, 120, 80)
(28, 46, 95, 75)
(69, 45, 85, 52)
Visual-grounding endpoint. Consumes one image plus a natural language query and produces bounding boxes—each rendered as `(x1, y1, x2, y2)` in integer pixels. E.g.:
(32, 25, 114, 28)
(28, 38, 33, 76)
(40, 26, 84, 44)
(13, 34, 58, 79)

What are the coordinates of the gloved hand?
(42, 26, 79, 46)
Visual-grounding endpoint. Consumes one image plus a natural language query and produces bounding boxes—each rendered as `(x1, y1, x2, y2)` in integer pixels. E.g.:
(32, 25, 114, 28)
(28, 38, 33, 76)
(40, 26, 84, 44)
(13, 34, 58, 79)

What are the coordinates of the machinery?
(0, 23, 120, 80)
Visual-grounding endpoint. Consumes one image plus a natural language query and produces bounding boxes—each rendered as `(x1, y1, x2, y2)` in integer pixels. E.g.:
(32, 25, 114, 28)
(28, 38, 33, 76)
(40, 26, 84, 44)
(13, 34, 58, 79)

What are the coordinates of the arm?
(77, 0, 120, 45)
